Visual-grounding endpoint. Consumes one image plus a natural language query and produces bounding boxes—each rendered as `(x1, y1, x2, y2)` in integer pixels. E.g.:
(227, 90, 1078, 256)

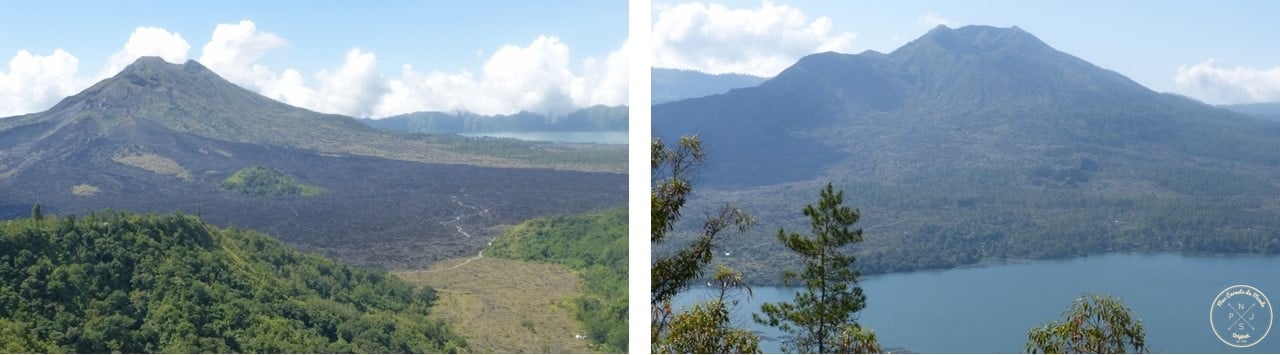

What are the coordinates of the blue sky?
(652, 0, 1280, 104)
(0, 1, 628, 117)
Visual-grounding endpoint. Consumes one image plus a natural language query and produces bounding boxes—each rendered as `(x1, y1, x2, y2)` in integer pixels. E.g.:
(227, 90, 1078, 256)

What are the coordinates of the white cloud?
(571, 37, 630, 111)
(1, 20, 625, 119)
(99, 27, 191, 79)
(1175, 58, 1280, 104)
(916, 12, 953, 28)
(198, 20, 287, 93)
(308, 49, 387, 117)
(652, 0, 857, 77)
(373, 35, 628, 117)
(0, 49, 84, 117)
(194, 21, 623, 118)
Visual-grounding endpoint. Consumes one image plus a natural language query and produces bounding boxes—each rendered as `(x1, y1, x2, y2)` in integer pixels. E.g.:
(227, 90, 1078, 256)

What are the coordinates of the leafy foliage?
(755, 183, 879, 353)
(0, 210, 465, 353)
(651, 135, 760, 353)
(654, 265, 761, 354)
(1026, 293, 1146, 354)
(219, 165, 325, 197)
(486, 206, 627, 353)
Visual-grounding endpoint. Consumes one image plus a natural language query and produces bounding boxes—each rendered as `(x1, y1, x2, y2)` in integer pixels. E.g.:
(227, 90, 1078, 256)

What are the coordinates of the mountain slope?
(487, 206, 628, 352)
(0, 57, 623, 174)
(653, 25, 1280, 283)
(652, 68, 767, 104)
(1223, 102, 1280, 122)
(0, 57, 626, 271)
(0, 210, 464, 353)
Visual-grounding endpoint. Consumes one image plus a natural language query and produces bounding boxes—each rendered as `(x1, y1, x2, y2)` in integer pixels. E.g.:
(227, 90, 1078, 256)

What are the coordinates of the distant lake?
(673, 253, 1280, 353)
(458, 131, 628, 144)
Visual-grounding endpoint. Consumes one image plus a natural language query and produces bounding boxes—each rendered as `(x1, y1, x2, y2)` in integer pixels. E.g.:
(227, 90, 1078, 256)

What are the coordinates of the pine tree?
(755, 182, 879, 353)
(31, 203, 42, 221)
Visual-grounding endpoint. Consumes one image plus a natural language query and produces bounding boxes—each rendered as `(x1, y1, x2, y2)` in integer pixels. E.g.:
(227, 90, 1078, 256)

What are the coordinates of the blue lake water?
(458, 131, 628, 144)
(672, 253, 1280, 353)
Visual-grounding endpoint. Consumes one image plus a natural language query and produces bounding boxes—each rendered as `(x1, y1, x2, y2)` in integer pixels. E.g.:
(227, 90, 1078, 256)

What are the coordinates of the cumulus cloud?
(99, 27, 191, 78)
(916, 12, 953, 28)
(190, 21, 623, 118)
(198, 20, 287, 92)
(1175, 59, 1280, 104)
(372, 35, 628, 117)
(1, 20, 623, 118)
(0, 49, 84, 116)
(571, 37, 630, 111)
(652, 0, 857, 77)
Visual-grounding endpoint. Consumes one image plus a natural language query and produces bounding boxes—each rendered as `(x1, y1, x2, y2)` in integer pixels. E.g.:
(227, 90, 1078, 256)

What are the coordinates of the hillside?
(397, 258, 591, 353)
(652, 68, 767, 104)
(0, 57, 623, 174)
(653, 25, 1280, 284)
(368, 105, 627, 135)
(0, 57, 626, 271)
(397, 206, 627, 353)
(487, 206, 628, 352)
(0, 210, 464, 353)
(1222, 102, 1280, 122)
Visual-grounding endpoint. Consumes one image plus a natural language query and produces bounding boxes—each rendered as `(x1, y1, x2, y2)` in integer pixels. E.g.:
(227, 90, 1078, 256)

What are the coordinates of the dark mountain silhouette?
(367, 105, 627, 134)
(653, 25, 1280, 283)
(0, 57, 625, 270)
(652, 68, 767, 104)
(655, 25, 1278, 187)
(1223, 102, 1280, 122)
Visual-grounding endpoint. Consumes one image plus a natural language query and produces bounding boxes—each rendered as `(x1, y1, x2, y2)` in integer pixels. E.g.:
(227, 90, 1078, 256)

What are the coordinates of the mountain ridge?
(2, 56, 625, 175)
(651, 68, 768, 104)
(653, 24, 1280, 284)
(0, 56, 626, 271)
(368, 105, 627, 135)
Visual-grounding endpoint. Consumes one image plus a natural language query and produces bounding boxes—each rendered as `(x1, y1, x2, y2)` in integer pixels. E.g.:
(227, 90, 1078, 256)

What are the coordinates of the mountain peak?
(115, 56, 217, 83)
(902, 24, 1047, 56)
(35, 54, 370, 147)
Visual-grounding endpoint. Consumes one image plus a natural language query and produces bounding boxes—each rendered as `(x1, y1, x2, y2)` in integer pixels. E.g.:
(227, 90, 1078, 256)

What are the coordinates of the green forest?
(487, 206, 628, 353)
(0, 210, 464, 353)
(219, 165, 325, 197)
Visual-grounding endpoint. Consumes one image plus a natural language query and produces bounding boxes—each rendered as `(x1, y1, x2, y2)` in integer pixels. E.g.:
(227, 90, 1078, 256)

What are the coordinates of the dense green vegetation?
(651, 136, 762, 353)
(756, 183, 880, 353)
(486, 206, 627, 353)
(219, 165, 325, 197)
(1026, 294, 1146, 353)
(0, 210, 465, 353)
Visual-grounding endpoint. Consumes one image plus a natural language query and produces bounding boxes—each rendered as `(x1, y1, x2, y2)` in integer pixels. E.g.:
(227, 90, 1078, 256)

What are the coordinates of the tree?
(754, 182, 879, 353)
(1026, 293, 1146, 354)
(31, 203, 42, 221)
(655, 266, 760, 353)
(651, 135, 759, 353)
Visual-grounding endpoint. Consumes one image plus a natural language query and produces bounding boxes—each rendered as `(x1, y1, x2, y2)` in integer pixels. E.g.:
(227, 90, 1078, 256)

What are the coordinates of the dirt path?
(438, 195, 497, 270)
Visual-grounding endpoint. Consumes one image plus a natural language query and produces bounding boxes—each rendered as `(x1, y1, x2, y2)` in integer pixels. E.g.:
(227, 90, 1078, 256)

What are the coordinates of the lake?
(672, 253, 1280, 353)
(458, 131, 628, 144)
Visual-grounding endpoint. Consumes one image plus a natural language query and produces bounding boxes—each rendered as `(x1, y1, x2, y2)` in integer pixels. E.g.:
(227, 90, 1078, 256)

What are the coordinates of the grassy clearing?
(396, 257, 595, 353)
(219, 165, 325, 197)
(70, 184, 99, 196)
(111, 148, 192, 180)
